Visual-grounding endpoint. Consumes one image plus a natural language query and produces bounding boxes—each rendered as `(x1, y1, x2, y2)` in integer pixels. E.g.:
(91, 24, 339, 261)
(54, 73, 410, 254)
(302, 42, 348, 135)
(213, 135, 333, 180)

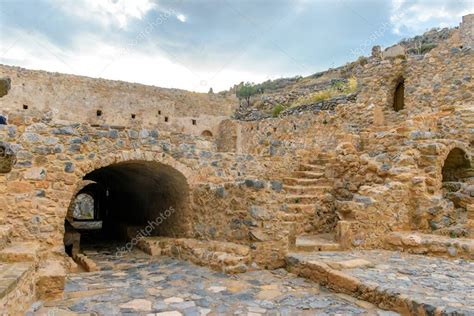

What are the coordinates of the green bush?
(420, 43, 437, 54)
(272, 104, 285, 117)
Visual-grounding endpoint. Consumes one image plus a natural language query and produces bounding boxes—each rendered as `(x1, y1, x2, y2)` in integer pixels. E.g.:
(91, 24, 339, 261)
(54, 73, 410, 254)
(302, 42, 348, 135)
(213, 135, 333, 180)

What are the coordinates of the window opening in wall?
(131, 114, 136, 119)
(97, 110, 102, 117)
(393, 78, 405, 112)
(23, 104, 28, 110)
(192, 119, 197, 125)
(165, 116, 169, 122)
(158, 110, 161, 115)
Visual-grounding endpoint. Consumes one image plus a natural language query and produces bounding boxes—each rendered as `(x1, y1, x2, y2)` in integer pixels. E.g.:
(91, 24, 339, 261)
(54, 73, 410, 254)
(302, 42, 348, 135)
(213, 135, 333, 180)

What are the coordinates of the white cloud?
(390, 0, 472, 35)
(52, 0, 157, 28)
(0, 26, 267, 92)
(176, 14, 187, 23)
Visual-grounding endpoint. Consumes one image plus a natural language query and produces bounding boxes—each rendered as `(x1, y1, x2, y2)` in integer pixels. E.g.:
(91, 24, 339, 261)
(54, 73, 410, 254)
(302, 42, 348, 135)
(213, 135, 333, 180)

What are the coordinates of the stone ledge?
(0, 241, 41, 263)
(0, 262, 35, 314)
(286, 250, 474, 315)
(385, 231, 474, 260)
(138, 237, 251, 274)
(73, 254, 99, 272)
(36, 260, 66, 301)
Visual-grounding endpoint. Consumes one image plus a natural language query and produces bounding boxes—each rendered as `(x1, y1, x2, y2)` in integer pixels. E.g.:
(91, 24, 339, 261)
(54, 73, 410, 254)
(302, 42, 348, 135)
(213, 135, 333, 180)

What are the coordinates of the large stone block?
(36, 260, 66, 300)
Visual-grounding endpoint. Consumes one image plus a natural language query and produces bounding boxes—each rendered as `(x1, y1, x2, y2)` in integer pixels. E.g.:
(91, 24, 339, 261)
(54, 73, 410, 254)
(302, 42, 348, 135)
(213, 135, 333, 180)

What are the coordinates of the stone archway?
(63, 155, 193, 257)
(201, 130, 213, 137)
(442, 148, 471, 182)
(441, 147, 473, 224)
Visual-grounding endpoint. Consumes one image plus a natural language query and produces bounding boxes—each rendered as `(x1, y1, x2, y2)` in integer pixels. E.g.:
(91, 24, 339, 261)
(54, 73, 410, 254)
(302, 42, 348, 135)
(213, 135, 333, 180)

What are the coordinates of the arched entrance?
(64, 160, 190, 257)
(441, 147, 473, 225)
(201, 130, 213, 137)
(392, 77, 405, 112)
(442, 148, 471, 182)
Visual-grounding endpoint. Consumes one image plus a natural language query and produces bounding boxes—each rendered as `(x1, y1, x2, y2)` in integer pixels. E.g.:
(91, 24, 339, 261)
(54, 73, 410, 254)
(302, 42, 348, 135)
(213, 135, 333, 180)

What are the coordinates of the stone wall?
(0, 112, 290, 268)
(0, 64, 238, 137)
(460, 14, 473, 47)
(217, 24, 473, 248)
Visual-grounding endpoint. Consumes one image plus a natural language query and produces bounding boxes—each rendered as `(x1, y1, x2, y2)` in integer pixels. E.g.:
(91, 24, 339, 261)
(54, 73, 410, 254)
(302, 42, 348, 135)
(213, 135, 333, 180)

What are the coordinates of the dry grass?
(291, 77, 358, 108)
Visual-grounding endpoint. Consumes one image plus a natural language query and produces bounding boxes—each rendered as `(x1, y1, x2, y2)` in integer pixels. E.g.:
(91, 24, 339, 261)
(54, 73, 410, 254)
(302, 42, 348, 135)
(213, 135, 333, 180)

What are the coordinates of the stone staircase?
(283, 153, 341, 252)
(0, 225, 36, 314)
(0, 225, 66, 314)
(459, 106, 474, 126)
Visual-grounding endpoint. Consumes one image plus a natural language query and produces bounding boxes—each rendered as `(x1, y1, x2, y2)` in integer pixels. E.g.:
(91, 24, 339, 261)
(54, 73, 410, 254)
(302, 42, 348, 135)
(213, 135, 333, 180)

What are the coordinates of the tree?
(236, 82, 257, 107)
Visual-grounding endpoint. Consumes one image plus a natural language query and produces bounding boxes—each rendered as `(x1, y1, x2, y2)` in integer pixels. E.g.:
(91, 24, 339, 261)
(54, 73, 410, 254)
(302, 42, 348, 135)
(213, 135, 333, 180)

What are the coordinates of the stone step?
(0, 242, 41, 263)
(298, 163, 326, 172)
(285, 195, 321, 204)
(138, 237, 250, 274)
(294, 234, 341, 252)
(0, 262, 35, 314)
(292, 171, 325, 179)
(286, 250, 474, 315)
(276, 211, 306, 221)
(458, 109, 474, 115)
(36, 260, 66, 301)
(283, 178, 333, 186)
(385, 231, 474, 260)
(313, 153, 334, 159)
(286, 204, 315, 214)
(283, 185, 333, 195)
(0, 225, 12, 251)
(308, 158, 332, 165)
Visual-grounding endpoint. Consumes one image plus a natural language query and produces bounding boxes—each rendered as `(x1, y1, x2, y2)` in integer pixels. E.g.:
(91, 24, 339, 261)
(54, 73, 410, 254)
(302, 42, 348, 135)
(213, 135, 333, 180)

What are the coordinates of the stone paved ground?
(32, 244, 397, 315)
(288, 250, 474, 315)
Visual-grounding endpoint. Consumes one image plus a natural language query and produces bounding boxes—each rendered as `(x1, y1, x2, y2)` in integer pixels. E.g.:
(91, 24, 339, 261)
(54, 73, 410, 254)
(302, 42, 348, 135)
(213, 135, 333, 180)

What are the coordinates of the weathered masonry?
(0, 14, 473, 315)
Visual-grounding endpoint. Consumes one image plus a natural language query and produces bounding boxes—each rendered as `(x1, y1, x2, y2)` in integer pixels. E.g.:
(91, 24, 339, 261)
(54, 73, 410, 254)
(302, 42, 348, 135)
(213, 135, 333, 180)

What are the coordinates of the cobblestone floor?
(33, 244, 396, 316)
(289, 250, 474, 315)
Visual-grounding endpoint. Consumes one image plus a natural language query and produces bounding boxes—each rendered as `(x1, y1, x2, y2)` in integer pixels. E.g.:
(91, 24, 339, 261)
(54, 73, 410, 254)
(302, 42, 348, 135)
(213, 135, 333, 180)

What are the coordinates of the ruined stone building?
(0, 14, 472, 316)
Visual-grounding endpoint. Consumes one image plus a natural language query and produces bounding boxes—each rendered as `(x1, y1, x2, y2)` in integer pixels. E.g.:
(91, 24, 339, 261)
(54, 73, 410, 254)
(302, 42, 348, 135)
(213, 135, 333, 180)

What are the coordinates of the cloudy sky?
(0, 0, 471, 92)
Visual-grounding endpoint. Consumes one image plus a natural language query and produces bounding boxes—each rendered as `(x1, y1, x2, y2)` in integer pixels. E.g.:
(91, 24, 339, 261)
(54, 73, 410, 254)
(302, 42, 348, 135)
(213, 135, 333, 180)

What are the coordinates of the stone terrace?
(287, 250, 474, 315)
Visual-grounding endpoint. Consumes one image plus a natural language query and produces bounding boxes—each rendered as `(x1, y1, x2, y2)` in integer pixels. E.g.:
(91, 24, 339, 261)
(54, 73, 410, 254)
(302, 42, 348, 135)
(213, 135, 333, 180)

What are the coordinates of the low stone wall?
(281, 93, 357, 117)
(138, 237, 251, 273)
(385, 232, 474, 259)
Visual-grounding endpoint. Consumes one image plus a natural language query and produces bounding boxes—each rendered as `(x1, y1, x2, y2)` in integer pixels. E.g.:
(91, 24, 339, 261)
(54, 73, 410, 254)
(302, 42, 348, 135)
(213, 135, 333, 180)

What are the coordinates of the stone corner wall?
(460, 13, 474, 47)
